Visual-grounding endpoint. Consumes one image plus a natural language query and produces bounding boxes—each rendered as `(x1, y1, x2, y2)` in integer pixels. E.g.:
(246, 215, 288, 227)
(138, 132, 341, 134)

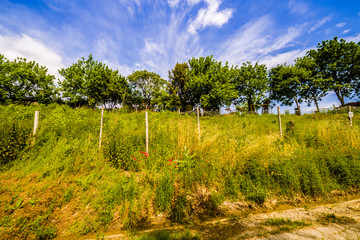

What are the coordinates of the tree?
(0, 55, 56, 104)
(233, 62, 268, 112)
(295, 56, 327, 112)
(270, 64, 304, 113)
(308, 37, 360, 106)
(187, 56, 238, 111)
(59, 55, 129, 108)
(168, 62, 190, 111)
(127, 70, 167, 109)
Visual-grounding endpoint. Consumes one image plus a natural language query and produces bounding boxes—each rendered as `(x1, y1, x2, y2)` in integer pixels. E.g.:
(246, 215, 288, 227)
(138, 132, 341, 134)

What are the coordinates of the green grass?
(265, 217, 311, 231)
(0, 104, 360, 238)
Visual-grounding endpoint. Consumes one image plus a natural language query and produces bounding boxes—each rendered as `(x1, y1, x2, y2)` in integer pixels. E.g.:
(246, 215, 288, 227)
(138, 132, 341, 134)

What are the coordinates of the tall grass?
(0, 104, 360, 239)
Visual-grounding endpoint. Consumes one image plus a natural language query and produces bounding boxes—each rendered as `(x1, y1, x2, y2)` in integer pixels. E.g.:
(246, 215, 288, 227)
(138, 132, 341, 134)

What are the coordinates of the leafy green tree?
(308, 37, 360, 106)
(0, 55, 56, 104)
(168, 62, 191, 111)
(187, 56, 238, 111)
(295, 56, 327, 112)
(233, 62, 268, 112)
(270, 64, 304, 113)
(127, 70, 167, 109)
(59, 55, 129, 108)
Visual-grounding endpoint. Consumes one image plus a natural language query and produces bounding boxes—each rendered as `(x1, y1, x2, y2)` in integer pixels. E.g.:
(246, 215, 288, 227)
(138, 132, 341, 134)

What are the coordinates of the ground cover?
(0, 104, 359, 239)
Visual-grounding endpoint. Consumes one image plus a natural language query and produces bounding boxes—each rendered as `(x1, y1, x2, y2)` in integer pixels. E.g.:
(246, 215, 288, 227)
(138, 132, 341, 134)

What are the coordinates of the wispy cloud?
(308, 15, 332, 33)
(336, 22, 346, 28)
(218, 15, 305, 67)
(343, 29, 351, 34)
(261, 48, 310, 68)
(288, 0, 309, 15)
(0, 33, 63, 78)
(187, 0, 234, 34)
(345, 33, 360, 43)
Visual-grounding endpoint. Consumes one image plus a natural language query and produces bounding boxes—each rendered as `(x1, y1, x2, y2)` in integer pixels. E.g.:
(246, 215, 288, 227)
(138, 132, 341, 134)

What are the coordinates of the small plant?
(35, 226, 57, 240)
(265, 217, 310, 231)
(318, 213, 356, 225)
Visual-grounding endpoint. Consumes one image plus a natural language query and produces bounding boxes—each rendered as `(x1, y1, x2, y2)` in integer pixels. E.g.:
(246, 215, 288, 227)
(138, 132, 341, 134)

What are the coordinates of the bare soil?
(79, 197, 360, 240)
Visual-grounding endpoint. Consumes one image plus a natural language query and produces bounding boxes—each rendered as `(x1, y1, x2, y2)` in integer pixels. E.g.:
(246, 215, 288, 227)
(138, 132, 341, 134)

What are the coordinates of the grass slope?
(0, 104, 360, 239)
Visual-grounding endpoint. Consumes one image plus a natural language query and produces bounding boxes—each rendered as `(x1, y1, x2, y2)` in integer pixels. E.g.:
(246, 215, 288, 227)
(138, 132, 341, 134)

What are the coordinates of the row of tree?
(1, 37, 359, 112)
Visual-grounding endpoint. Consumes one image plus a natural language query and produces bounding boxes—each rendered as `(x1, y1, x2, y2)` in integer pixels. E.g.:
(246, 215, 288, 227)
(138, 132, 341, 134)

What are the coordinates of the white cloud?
(288, 0, 309, 15)
(137, 11, 204, 78)
(260, 48, 310, 68)
(345, 33, 360, 43)
(188, 0, 234, 34)
(0, 33, 63, 79)
(218, 15, 305, 67)
(336, 22, 346, 28)
(308, 15, 332, 33)
(343, 29, 351, 34)
(167, 0, 181, 8)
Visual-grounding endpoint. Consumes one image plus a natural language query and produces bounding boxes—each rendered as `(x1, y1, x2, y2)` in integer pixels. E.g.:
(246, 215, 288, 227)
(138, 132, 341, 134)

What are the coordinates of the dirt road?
(83, 198, 360, 240)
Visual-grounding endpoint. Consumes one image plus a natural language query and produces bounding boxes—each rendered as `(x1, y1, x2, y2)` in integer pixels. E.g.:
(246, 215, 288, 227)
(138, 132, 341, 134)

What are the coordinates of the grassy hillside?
(0, 104, 360, 239)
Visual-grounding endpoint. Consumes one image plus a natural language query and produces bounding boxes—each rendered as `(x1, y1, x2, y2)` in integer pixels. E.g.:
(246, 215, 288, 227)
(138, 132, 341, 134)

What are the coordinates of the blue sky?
(1, 0, 360, 111)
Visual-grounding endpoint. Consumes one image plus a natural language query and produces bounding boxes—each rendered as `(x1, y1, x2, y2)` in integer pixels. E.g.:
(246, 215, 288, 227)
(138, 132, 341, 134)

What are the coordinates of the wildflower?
(134, 158, 137, 161)
(330, 146, 333, 149)
(140, 151, 142, 153)
(309, 147, 312, 150)
(138, 160, 140, 162)
(169, 169, 171, 171)
(202, 164, 205, 167)
(175, 165, 178, 168)
(169, 159, 172, 162)
(132, 156, 135, 159)
(168, 163, 171, 165)
(142, 172, 145, 176)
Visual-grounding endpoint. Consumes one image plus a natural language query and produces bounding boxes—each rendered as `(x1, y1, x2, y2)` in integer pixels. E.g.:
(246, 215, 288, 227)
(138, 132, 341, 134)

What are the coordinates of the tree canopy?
(127, 70, 167, 109)
(308, 37, 360, 106)
(187, 56, 238, 111)
(0, 55, 56, 104)
(59, 55, 129, 108)
(233, 62, 268, 112)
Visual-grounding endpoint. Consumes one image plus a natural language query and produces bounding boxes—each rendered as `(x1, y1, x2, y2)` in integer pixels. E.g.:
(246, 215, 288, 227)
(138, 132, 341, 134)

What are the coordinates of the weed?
(265, 217, 311, 231)
(318, 213, 356, 225)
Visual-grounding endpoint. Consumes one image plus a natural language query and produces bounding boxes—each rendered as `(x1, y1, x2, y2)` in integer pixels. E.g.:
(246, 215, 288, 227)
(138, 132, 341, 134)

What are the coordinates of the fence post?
(33, 111, 39, 136)
(349, 106, 353, 127)
(278, 106, 282, 137)
(197, 107, 201, 141)
(146, 110, 149, 153)
(99, 107, 104, 150)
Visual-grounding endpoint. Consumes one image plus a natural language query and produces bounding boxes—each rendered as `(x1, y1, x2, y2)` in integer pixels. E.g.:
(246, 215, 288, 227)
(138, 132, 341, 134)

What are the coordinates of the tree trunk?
(334, 90, 345, 106)
(248, 98, 254, 112)
(293, 96, 301, 115)
(314, 97, 320, 112)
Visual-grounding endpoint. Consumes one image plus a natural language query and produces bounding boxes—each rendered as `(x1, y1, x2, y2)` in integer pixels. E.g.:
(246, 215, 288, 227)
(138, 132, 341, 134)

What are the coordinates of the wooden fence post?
(99, 107, 104, 150)
(33, 111, 39, 136)
(197, 107, 201, 142)
(349, 106, 353, 127)
(278, 106, 282, 137)
(146, 110, 149, 153)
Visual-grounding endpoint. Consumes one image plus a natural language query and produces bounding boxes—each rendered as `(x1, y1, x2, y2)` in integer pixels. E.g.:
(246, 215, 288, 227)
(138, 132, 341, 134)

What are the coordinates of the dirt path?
(82, 199, 360, 240)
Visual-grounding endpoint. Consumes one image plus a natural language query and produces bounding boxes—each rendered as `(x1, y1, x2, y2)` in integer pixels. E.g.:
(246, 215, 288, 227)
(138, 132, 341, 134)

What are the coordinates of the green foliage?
(35, 226, 57, 240)
(127, 70, 167, 109)
(155, 174, 174, 212)
(1, 105, 360, 238)
(187, 56, 238, 110)
(136, 229, 200, 240)
(168, 62, 191, 111)
(0, 55, 56, 104)
(265, 218, 310, 231)
(233, 62, 268, 112)
(59, 54, 129, 108)
(295, 56, 327, 111)
(308, 37, 360, 106)
(270, 63, 303, 111)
